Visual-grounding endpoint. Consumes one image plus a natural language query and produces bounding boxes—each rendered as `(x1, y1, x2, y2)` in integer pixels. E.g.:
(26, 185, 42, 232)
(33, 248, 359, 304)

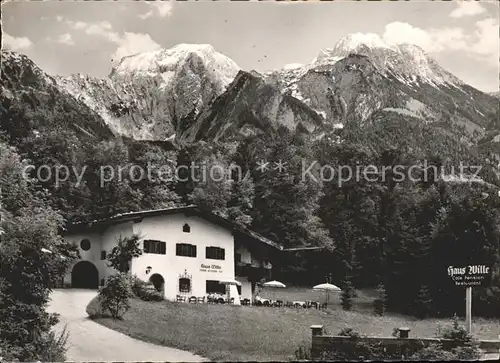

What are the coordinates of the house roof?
(65, 205, 283, 250)
(282, 246, 326, 252)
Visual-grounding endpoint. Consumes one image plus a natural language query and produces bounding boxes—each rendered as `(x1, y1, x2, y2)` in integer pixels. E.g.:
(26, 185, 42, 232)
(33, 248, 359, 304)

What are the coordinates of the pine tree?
(414, 284, 433, 319)
(373, 283, 387, 316)
(341, 277, 355, 311)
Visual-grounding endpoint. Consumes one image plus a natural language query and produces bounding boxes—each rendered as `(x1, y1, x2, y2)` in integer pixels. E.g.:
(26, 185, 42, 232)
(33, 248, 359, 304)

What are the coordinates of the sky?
(3, 0, 499, 92)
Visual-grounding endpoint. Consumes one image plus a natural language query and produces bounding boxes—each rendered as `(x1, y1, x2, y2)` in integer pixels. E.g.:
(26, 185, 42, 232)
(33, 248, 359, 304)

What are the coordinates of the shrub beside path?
(47, 289, 208, 362)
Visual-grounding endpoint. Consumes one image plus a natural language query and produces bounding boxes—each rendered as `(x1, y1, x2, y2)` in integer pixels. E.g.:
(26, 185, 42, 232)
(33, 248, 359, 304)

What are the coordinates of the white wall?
(63, 232, 101, 285)
(63, 222, 134, 286)
(63, 211, 272, 300)
(99, 221, 134, 282)
(131, 213, 236, 300)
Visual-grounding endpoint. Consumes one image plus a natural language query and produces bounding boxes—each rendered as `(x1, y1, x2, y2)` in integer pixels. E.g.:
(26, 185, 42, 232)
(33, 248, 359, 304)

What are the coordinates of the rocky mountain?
(56, 44, 240, 140)
(180, 70, 326, 143)
(265, 33, 497, 141)
(2, 35, 498, 155)
(0, 51, 114, 142)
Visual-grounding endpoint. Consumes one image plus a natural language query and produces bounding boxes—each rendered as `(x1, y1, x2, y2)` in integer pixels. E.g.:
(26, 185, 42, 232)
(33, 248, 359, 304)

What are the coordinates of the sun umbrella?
(313, 283, 341, 305)
(219, 279, 241, 305)
(218, 279, 242, 286)
(263, 280, 286, 288)
(262, 280, 286, 302)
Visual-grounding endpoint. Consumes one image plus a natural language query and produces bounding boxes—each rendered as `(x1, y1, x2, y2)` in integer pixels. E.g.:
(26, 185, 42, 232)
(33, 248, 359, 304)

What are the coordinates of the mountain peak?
(333, 33, 397, 54)
(311, 33, 463, 88)
(110, 43, 239, 81)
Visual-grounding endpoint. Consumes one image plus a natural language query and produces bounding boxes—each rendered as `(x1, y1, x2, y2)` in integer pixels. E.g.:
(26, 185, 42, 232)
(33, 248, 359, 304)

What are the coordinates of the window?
(179, 278, 191, 293)
(80, 239, 91, 251)
(183, 223, 191, 233)
(176, 243, 197, 257)
(100, 251, 106, 260)
(206, 246, 225, 260)
(144, 240, 166, 255)
(235, 253, 242, 264)
(206, 280, 226, 294)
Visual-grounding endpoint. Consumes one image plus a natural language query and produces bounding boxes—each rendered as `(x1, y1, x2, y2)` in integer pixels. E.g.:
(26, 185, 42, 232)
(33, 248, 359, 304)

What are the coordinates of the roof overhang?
(65, 205, 283, 250)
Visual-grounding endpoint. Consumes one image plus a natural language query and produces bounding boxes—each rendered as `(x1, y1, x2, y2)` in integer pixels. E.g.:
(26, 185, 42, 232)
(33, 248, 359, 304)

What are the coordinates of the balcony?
(235, 261, 272, 281)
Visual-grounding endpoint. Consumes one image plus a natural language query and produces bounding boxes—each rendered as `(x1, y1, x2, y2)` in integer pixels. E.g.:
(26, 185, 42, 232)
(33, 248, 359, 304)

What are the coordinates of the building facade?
(63, 206, 282, 302)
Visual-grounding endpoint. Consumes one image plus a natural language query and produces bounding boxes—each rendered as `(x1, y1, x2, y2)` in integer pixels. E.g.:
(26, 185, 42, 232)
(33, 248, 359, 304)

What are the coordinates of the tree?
(188, 151, 233, 218)
(414, 285, 433, 319)
(373, 283, 387, 316)
(106, 234, 143, 273)
(341, 277, 355, 311)
(227, 173, 255, 227)
(250, 132, 332, 249)
(0, 143, 75, 361)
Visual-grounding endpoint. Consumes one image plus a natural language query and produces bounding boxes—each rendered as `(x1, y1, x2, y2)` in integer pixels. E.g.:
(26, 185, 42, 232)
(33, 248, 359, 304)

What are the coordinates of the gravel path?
(48, 289, 208, 362)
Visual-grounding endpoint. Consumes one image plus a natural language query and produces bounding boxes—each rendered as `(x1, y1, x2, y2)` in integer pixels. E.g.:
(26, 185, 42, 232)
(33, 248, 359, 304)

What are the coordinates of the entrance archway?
(149, 273, 165, 292)
(71, 261, 99, 289)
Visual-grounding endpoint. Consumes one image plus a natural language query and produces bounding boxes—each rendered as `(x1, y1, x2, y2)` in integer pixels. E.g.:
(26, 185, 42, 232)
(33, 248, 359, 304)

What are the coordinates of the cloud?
(383, 22, 468, 52)
(139, 10, 154, 20)
(450, 1, 486, 18)
(66, 20, 120, 43)
(152, 2, 173, 17)
(470, 18, 499, 66)
(56, 33, 75, 46)
(56, 16, 63, 22)
(63, 19, 161, 62)
(3, 33, 33, 51)
(111, 32, 161, 61)
(139, 1, 173, 19)
(382, 19, 498, 67)
(471, 18, 499, 55)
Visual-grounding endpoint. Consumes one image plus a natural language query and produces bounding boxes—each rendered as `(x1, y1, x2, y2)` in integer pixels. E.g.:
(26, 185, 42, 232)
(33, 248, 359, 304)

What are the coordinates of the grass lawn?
(87, 287, 500, 362)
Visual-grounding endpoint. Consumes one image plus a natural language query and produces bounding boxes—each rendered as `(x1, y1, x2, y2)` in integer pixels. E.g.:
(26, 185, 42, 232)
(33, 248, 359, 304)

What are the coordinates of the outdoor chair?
(274, 300, 284, 307)
(229, 297, 235, 304)
(188, 296, 197, 303)
(176, 295, 186, 303)
(197, 296, 205, 304)
(309, 301, 319, 309)
(241, 298, 251, 306)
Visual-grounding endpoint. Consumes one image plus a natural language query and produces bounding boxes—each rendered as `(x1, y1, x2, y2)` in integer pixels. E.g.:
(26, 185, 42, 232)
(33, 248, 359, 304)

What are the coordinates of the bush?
(0, 326, 68, 362)
(37, 326, 69, 361)
(294, 345, 311, 360)
(130, 275, 164, 302)
(338, 327, 361, 339)
(409, 343, 455, 361)
(436, 316, 482, 360)
(450, 345, 482, 360)
(438, 315, 471, 342)
(98, 273, 133, 319)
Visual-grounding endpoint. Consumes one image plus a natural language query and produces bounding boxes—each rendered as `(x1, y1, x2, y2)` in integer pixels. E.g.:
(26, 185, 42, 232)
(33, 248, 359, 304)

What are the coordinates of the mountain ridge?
(2, 35, 498, 151)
